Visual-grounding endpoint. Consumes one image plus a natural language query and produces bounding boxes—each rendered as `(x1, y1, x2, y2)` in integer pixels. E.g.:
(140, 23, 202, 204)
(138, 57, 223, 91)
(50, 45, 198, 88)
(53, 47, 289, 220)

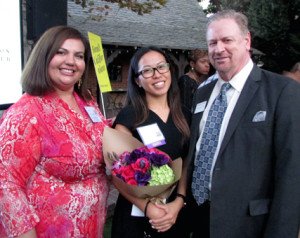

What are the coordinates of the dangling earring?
(191, 67, 194, 71)
(77, 79, 82, 88)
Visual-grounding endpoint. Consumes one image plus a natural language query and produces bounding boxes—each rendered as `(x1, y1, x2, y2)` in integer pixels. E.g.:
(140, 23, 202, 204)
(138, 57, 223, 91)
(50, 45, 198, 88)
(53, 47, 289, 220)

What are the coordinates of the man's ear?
(245, 31, 251, 51)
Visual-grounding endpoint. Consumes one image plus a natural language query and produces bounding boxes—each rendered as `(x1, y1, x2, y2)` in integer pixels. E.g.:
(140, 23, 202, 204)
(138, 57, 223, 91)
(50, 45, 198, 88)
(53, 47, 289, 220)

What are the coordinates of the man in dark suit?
(185, 10, 300, 238)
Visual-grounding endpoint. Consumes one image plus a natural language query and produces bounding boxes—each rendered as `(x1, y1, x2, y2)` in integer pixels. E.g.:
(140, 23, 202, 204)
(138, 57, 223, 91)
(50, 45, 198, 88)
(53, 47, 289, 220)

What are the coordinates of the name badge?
(194, 101, 207, 114)
(84, 106, 102, 123)
(136, 123, 166, 148)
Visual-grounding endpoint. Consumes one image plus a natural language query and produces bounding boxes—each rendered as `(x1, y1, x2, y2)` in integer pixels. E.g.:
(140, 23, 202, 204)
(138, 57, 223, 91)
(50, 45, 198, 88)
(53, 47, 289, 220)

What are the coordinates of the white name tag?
(194, 101, 207, 114)
(84, 106, 102, 123)
(137, 123, 166, 148)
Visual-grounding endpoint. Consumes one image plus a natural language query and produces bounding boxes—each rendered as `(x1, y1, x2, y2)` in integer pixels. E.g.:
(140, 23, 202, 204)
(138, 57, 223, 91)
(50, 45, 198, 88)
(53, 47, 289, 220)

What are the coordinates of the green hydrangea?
(149, 164, 175, 186)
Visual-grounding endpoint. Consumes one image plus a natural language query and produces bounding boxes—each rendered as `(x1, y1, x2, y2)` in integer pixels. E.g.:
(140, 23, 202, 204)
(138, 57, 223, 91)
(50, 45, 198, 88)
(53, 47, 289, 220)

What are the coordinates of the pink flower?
(131, 157, 151, 173)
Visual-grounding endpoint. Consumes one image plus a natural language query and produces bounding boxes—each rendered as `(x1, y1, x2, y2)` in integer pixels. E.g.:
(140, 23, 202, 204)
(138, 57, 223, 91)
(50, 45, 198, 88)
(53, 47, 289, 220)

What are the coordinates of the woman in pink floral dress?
(0, 26, 109, 238)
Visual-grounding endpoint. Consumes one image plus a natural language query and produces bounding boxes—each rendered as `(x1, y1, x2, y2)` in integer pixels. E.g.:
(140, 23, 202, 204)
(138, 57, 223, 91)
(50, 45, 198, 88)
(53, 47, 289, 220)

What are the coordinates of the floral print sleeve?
(0, 104, 40, 236)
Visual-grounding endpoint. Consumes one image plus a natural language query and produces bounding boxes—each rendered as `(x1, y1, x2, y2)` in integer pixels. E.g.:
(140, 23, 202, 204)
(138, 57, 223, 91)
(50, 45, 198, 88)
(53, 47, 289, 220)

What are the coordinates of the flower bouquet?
(103, 127, 182, 199)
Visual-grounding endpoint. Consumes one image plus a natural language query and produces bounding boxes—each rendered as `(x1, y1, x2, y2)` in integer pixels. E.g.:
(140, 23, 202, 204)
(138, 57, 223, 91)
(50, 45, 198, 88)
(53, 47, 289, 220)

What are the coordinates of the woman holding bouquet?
(0, 26, 110, 237)
(111, 46, 191, 238)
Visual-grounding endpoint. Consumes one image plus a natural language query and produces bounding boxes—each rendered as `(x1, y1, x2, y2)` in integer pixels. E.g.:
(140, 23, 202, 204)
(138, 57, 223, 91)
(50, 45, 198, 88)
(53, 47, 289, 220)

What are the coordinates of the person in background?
(178, 49, 210, 110)
(111, 46, 191, 238)
(282, 62, 300, 83)
(186, 10, 300, 238)
(0, 26, 110, 238)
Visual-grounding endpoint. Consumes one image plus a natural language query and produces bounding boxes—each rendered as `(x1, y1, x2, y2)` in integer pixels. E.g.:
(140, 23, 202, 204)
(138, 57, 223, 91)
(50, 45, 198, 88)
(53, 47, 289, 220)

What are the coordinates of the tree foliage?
(247, 0, 300, 72)
(198, 0, 300, 72)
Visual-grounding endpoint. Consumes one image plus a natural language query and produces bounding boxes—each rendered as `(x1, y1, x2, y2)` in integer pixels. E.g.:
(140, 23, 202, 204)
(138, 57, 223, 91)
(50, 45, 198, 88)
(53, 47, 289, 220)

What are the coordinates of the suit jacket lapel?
(218, 65, 262, 157)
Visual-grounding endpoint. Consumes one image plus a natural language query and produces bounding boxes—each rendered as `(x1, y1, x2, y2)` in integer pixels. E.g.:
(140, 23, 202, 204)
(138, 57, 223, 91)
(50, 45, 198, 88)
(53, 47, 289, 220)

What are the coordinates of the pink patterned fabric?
(0, 92, 109, 237)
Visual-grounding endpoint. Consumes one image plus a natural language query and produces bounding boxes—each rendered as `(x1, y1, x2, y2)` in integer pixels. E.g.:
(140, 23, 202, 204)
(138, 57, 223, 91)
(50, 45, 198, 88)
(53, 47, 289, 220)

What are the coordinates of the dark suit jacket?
(186, 65, 300, 238)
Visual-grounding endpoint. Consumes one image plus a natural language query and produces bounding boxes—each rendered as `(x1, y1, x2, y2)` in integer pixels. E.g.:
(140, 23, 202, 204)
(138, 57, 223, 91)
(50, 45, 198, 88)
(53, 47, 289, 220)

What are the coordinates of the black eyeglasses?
(136, 63, 170, 79)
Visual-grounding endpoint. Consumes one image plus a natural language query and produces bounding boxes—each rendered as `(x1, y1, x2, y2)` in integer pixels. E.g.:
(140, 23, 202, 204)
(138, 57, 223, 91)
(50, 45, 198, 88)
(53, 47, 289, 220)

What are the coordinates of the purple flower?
(149, 153, 170, 167)
(135, 171, 151, 186)
(123, 148, 146, 164)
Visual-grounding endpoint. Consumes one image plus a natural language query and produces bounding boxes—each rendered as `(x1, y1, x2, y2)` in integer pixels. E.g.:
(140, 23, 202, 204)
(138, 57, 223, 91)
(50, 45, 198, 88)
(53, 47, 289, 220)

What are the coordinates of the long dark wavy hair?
(126, 46, 190, 143)
(22, 25, 93, 101)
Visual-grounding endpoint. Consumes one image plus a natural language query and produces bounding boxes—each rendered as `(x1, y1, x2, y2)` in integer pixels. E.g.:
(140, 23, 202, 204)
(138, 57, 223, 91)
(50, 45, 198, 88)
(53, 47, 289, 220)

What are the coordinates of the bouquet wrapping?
(103, 127, 182, 199)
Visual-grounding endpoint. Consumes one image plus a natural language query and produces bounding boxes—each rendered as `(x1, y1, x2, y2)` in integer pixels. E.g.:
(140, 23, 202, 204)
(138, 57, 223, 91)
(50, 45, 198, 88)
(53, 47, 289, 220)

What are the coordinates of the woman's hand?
(148, 197, 185, 232)
(146, 202, 166, 220)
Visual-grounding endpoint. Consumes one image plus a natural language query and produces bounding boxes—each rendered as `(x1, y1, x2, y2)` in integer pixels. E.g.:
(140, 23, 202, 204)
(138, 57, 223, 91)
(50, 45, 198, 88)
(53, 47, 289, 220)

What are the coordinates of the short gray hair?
(207, 10, 249, 36)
